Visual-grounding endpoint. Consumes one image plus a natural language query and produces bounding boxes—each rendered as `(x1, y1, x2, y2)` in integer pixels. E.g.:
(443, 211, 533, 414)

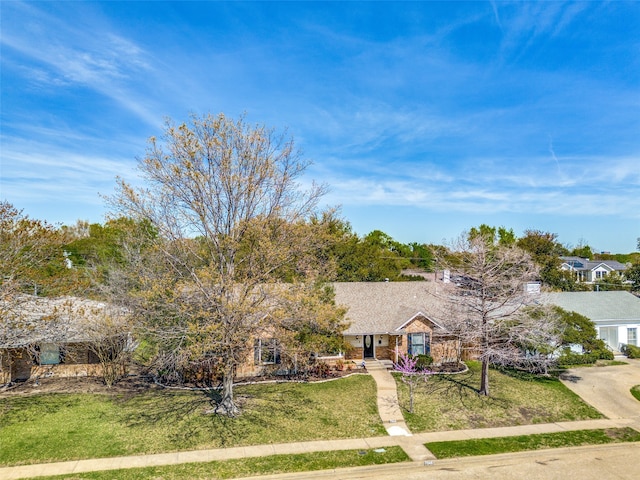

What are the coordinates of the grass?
(426, 427, 640, 459)
(31, 447, 410, 480)
(396, 362, 603, 432)
(0, 375, 386, 466)
(632, 385, 640, 402)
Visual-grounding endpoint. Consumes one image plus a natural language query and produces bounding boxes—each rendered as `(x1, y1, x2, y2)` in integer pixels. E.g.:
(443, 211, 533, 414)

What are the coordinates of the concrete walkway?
(2, 361, 640, 479)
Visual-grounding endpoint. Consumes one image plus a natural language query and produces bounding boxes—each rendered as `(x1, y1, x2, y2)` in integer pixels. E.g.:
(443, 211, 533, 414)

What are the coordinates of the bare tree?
(108, 113, 344, 415)
(440, 231, 540, 396)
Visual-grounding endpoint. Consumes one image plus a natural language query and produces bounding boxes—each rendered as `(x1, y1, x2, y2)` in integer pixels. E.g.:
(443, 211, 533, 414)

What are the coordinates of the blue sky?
(1, 1, 639, 253)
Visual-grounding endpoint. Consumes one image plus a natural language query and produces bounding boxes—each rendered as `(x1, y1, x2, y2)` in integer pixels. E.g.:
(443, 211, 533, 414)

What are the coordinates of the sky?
(1, 1, 639, 253)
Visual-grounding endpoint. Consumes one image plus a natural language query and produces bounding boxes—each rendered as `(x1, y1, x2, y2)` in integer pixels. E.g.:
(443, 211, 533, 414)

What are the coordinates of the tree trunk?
(479, 358, 490, 396)
(216, 364, 239, 417)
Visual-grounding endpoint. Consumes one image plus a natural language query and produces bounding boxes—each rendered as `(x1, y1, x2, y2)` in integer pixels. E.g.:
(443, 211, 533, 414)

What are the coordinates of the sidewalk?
(3, 418, 638, 480)
(2, 362, 640, 479)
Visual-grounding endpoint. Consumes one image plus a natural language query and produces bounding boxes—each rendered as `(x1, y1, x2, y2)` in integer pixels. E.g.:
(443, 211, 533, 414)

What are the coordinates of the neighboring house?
(541, 291, 640, 352)
(560, 256, 627, 283)
(332, 282, 460, 365)
(0, 296, 128, 384)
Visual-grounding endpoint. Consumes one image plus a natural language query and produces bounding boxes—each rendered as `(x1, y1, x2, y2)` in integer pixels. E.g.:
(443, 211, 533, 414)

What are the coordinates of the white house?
(560, 256, 627, 283)
(541, 291, 640, 352)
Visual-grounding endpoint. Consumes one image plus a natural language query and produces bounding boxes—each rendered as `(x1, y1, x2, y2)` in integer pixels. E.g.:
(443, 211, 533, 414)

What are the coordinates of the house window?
(628, 328, 637, 346)
(39, 343, 62, 365)
(254, 338, 281, 365)
(408, 333, 430, 356)
(595, 270, 606, 279)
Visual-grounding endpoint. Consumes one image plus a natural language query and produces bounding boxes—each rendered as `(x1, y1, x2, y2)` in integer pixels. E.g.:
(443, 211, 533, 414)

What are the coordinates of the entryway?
(363, 334, 375, 358)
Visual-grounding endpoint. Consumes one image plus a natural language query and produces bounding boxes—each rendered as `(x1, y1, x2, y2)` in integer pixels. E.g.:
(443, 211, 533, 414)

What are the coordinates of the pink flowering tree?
(394, 351, 433, 414)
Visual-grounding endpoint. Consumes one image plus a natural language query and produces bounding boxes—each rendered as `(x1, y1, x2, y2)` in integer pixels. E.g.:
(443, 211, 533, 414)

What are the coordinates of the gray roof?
(1, 296, 128, 347)
(540, 291, 640, 323)
(333, 282, 446, 335)
(560, 256, 627, 272)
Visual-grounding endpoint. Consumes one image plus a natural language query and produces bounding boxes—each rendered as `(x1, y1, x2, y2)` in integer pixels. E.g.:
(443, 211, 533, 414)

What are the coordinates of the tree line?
(2, 112, 639, 412)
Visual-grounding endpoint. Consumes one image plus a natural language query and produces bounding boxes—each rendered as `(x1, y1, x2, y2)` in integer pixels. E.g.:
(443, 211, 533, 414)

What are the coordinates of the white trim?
(396, 311, 445, 332)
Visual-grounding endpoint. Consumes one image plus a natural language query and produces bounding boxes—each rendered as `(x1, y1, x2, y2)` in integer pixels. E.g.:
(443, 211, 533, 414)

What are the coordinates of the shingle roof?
(1, 296, 128, 347)
(332, 282, 446, 335)
(540, 291, 640, 323)
(560, 257, 627, 272)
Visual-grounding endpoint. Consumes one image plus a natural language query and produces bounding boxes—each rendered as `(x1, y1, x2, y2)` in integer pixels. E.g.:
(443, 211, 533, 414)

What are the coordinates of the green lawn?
(426, 428, 640, 458)
(396, 362, 603, 432)
(32, 447, 410, 480)
(0, 375, 386, 466)
(632, 385, 640, 402)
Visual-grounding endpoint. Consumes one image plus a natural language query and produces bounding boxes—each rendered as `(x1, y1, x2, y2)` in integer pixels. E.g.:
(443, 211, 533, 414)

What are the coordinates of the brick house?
(0, 296, 129, 384)
(332, 282, 460, 365)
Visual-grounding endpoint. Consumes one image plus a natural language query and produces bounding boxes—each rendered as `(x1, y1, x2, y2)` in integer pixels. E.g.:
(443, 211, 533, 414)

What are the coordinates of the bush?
(415, 354, 433, 370)
(621, 344, 640, 359)
(557, 350, 598, 366)
(311, 361, 332, 378)
(594, 348, 614, 361)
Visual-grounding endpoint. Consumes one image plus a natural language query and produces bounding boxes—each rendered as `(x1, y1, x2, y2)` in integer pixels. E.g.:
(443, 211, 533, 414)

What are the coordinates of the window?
(408, 333, 430, 356)
(254, 338, 281, 365)
(39, 343, 62, 365)
(628, 328, 637, 346)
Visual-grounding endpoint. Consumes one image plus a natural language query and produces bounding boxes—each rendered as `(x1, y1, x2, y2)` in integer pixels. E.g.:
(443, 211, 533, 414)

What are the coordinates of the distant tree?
(468, 224, 516, 246)
(440, 228, 539, 396)
(108, 113, 345, 415)
(517, 230, 579, 291)
(407, 242, 435, 271)
(593, 272, 628, 292)
(570, 246, 593, 259)
(626, 264, 640, 292)
(328, 226, 409, 281)
(0, 201, 69, 299)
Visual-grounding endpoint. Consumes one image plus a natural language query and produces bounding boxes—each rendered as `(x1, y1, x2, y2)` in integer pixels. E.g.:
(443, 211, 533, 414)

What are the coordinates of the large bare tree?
(109, 113, 344, 415)
(440, 229, 542, 396)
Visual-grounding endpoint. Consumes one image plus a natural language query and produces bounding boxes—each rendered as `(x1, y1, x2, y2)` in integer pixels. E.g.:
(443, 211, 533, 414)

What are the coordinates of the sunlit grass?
(31, 447, 410, 480)
(426, 428, 640, 458)
(396, 362, 603, 432)
(0, 375, 386, 466)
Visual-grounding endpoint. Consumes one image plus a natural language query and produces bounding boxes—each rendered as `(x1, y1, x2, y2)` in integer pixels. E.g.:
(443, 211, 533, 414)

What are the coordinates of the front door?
(363, 335, 374, 358)
(599, 326, 618, 351)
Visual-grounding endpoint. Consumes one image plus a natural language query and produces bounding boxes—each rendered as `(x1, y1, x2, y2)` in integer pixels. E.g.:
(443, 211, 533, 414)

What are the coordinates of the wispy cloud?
(1, 2, 159, 126)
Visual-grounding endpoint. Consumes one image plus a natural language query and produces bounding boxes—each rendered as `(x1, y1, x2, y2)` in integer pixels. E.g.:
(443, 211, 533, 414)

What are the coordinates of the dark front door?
(363, 335, 374, 358)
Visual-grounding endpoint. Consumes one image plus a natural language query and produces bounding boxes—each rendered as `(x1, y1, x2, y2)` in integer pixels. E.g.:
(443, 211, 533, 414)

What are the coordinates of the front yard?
(396, 362, 603, 432)
(0, 374, 385, 466)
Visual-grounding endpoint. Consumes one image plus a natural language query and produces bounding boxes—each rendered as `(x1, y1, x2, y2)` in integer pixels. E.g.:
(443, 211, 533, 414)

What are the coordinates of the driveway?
(560, 359, 640, 419)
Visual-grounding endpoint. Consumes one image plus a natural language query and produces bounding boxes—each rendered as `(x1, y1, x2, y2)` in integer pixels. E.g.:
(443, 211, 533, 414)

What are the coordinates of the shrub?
(415, 354, 433, 370)
(557, 350, 598, 366)
(312, 361, 332, 378)
(594, 348, 614, 360)
(621, 344, 640, 359)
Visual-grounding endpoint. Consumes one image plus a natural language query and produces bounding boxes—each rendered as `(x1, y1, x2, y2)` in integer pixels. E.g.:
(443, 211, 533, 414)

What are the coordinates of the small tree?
(440, 228, 539, 396)
(394, 351, 432, 414)
(82, 309, 132, 387)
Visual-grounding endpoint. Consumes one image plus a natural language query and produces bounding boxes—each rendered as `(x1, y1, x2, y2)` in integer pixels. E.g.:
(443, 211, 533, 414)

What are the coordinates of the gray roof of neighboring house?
(540, 291, 640, 323)
(332, 282, 447, 335)
(1, 296, 128, 347)
(560, 256, 627, 272)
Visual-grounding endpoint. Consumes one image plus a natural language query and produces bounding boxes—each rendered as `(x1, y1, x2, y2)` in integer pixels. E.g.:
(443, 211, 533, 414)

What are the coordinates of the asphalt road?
(251, 443, 640, 480)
